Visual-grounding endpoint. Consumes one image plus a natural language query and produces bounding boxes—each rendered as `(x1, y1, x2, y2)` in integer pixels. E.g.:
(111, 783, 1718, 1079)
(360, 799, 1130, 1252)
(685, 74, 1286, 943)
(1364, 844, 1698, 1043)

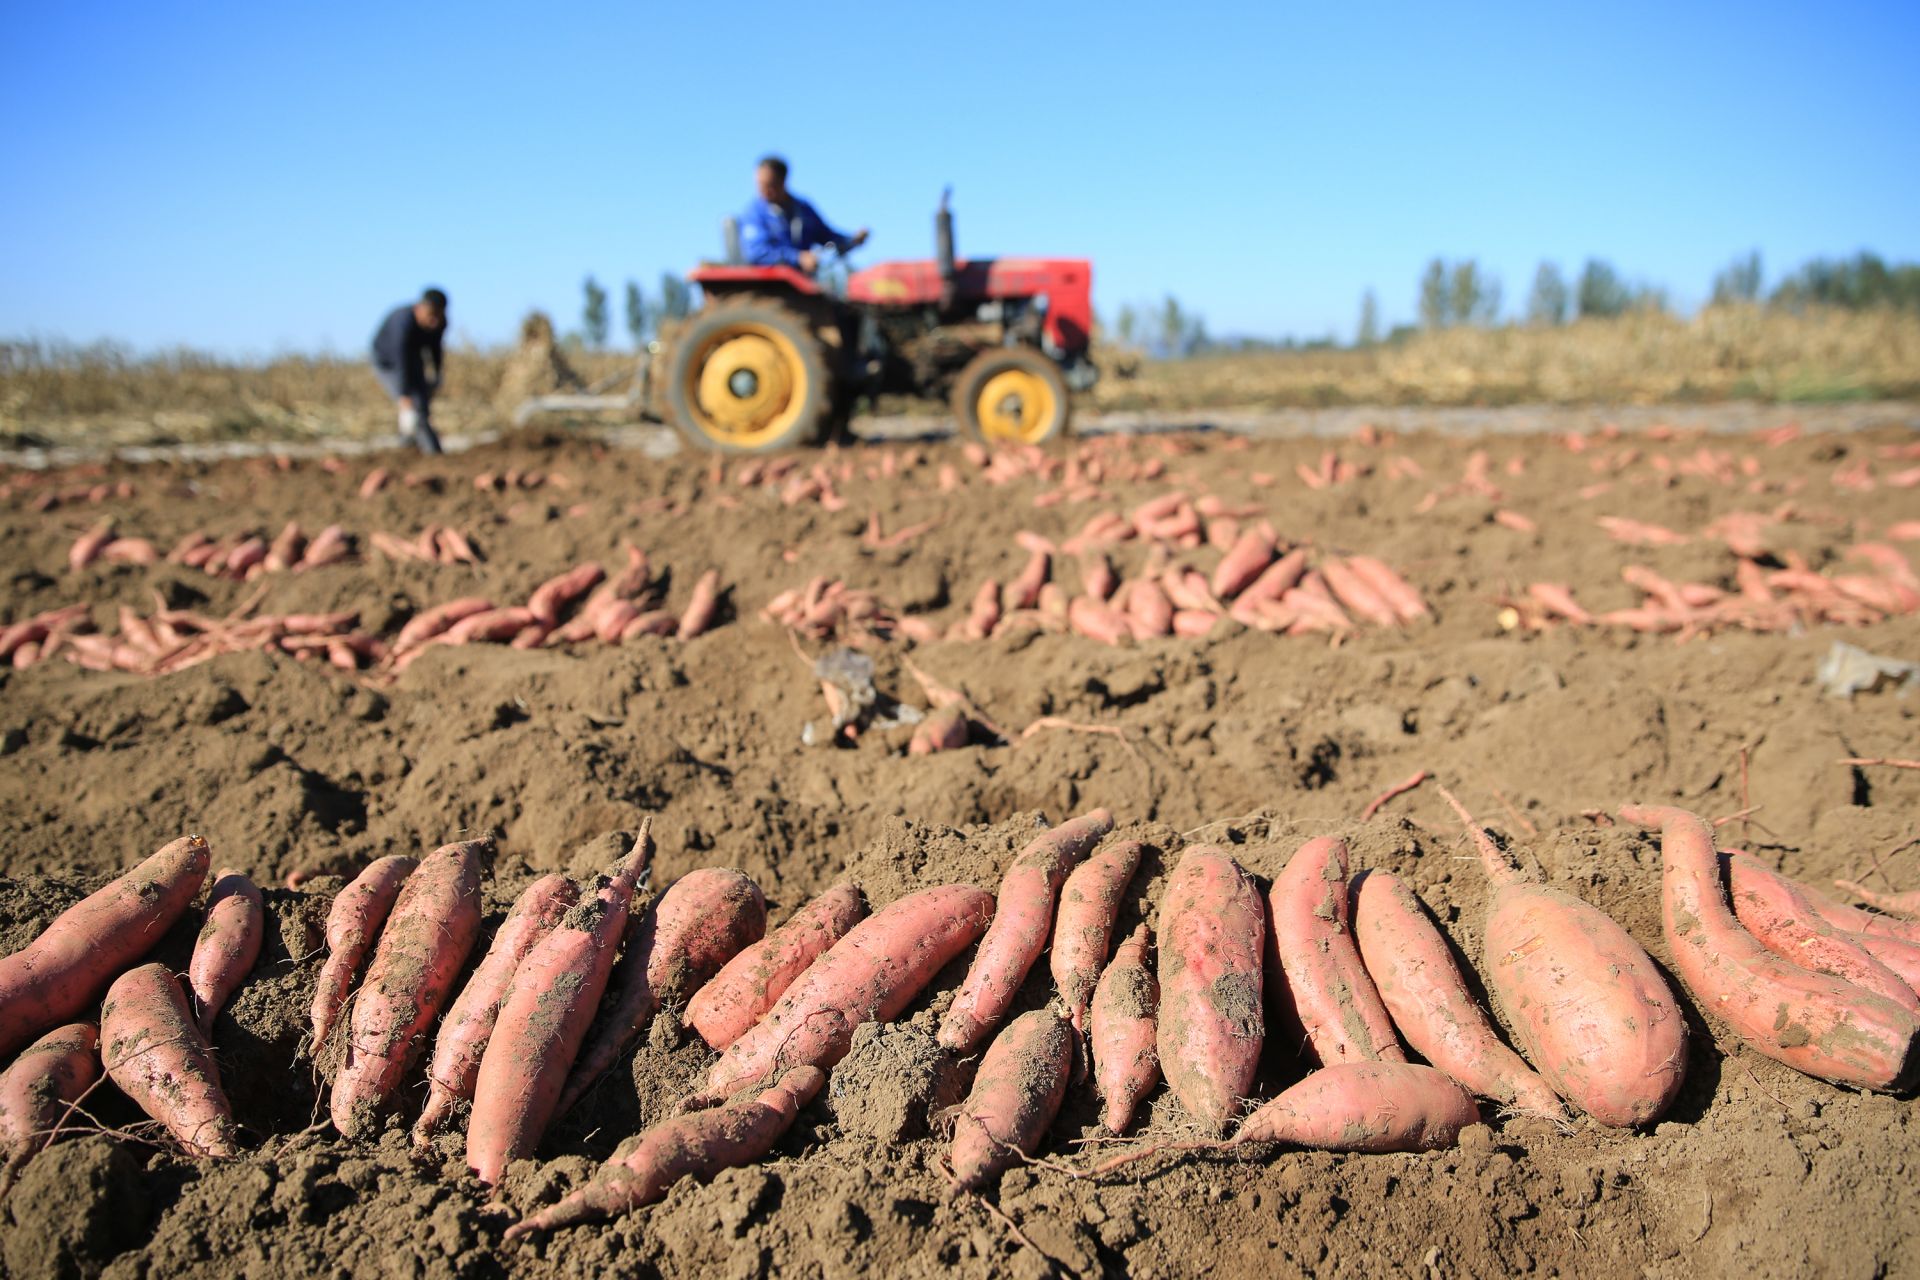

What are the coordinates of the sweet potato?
(1267, 837, 1405, 1067)
(443, 606, 537, 645)
(1346, 554, 1430, 622)
(188, 869, 263, 1036)
(0, 834, 210, 1058)
(1089, 1062, 1478, 1176)
(1156, 845, 1265, 1133)
(527, 562, 605, 627)
(1211, 528, 1276, 599)
(413, 873, 578, 1146)
(100, 963, 238, 1158)
(1834, 880, 1920, 920)
(686, 884, 867, 1052)
(330, 839, 487, 1136)
(938, 809, 1115, 1053)
(1442, 788, 1684, 1126)
(949, 1009, 1074, 1191)
(1722, 855, 1919, 1014)
(909, 704, 970, 755)
(678, 569, 723, 638)
(1351, 870, 1563, 1115)
(1621, 804, 1920, 1091)
(505, 1065, 824, 1240)
(68, 518, 115, 573)
(467, 827, 653, 1184)
(697, 883, 995, 1104)
(1319, 558, 1401, 628)
(392, 598, 494, 654)
(1090, 923, 1159, 1133)
(0, 1023, 99, 1164)
(309, 854, 418, 1055)
(555, 867, 767, 1119)
(1051, 838, 1145, 1035)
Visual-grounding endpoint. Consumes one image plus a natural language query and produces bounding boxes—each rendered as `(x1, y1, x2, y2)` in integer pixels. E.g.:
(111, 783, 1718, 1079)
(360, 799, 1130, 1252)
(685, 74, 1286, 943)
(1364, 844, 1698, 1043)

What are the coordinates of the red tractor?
(655, 192, 1096, 452)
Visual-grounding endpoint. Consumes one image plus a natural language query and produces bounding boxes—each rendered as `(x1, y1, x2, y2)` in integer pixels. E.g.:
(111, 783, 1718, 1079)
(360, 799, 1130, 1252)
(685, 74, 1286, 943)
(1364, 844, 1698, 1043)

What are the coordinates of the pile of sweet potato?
(4, 797, 1917, 1249)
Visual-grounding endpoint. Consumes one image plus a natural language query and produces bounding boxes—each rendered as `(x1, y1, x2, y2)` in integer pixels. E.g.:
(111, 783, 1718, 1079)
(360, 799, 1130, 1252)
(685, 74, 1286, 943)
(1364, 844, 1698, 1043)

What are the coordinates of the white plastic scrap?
(1816, 641, 1920, 699)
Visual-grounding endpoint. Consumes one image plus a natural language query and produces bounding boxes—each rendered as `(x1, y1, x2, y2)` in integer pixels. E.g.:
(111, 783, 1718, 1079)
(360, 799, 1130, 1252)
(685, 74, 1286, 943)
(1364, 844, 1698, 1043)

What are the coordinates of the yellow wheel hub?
(689, 324, 809, 447)
(974, 368, 1058, 444)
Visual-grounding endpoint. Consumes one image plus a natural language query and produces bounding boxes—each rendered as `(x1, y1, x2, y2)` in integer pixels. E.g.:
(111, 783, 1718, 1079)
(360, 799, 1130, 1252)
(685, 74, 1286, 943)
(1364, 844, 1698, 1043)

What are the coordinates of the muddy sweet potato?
(1351, 869, 1563, 1116)
(1267, 837, 1405, 1067)
(1722, 854, 1919, 1014)
(949, 1009, 1075, 1191)
(1051, 839, 1145, 1035)
(467, 827, 654, 1185)
(1622, 804, 1920, 1092)
(330, 839, 487, 1136)
(101, 963, 238, 1158)
(1156, 845, 1264, 1134)
(505, 1065, 824, 1239)
(686, 884, 867, 1052)
(556, 866, 767, 1119)
(938, 809, 1114, 1054)
(413, 873, 578, 1146)
(696, 883, 995, 1104)
(1443, 787, 1685, 1127)
(1090, 924, 1159, 1133)
(0, 1023, 99, 1165)
(0, 834, 210, 1058)
(188, 869, 264, 1037)
(309, 854, 418, 1055)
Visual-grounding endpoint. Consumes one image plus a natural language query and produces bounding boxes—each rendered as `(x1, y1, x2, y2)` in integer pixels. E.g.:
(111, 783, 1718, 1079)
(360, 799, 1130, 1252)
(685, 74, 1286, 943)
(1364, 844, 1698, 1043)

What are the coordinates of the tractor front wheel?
(950, 346, 1071, 446)
(664, 302, 833, 453)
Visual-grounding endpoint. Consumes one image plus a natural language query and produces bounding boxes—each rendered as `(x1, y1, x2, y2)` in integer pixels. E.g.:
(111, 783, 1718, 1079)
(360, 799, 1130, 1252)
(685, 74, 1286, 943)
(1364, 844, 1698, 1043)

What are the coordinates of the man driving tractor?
(740, 155, 869, 273)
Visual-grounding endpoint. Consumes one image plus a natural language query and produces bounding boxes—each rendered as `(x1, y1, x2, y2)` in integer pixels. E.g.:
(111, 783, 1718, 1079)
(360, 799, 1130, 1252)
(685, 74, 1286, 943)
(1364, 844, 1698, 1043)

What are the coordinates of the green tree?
(1772, 252, 1920, 311)
(658, 273, 693, 322)
(1356, 289, 1380, 346)
(1710, 251, 1763, 305)
(1116, 303, 1138, 346)
(1526, 262, 1569, 326)
(1577, 259, 1631, 318)
(623, 280, 650, 346)
(1447, 260, 1500, 326)
(1418, 259, 1448, 330)
(582, 275, 610, 348)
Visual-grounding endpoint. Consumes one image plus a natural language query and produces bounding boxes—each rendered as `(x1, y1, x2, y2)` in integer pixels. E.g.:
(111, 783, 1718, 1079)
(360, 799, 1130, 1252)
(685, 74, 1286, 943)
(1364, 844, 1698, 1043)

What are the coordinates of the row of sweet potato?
(6, 797, 1919, 1234)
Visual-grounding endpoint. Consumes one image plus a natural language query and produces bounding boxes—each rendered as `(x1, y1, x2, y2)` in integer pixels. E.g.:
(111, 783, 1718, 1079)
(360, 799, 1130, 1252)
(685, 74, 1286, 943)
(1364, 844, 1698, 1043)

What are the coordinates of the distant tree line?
(574, 273, 694, 350)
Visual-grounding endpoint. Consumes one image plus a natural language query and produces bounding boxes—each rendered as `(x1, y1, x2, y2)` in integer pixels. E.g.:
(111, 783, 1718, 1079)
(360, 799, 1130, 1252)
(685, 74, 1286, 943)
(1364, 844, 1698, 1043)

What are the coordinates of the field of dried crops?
(5, 306, 1917, 454)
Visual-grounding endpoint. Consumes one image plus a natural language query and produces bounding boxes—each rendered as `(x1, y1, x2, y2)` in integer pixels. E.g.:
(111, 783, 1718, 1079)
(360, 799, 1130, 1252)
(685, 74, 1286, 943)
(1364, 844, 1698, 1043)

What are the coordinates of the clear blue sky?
(3, 0, 1916, 356)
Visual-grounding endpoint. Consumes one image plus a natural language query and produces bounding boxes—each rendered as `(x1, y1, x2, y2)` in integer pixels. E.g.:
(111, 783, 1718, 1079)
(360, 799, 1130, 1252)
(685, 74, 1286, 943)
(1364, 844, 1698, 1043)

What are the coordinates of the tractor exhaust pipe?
(935, 186, 957, 310)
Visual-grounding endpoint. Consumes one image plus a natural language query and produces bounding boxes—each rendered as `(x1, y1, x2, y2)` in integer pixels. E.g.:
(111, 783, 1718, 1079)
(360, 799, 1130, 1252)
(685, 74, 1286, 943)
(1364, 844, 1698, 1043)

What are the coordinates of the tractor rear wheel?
(950, 346, 1071, 446)
(664, 302, 833, 453)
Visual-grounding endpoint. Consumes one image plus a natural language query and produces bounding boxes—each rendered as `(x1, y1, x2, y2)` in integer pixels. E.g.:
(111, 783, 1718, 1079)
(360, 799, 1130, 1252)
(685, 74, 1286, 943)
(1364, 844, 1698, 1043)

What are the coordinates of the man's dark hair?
(757, 155, 789, 181)
(421, 287, 448, 312)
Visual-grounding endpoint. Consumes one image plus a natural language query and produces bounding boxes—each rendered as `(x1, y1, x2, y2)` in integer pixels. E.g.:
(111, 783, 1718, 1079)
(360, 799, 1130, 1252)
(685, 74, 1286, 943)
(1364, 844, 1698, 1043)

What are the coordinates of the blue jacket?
(740, 194, 854, 268)
(370, 304, 442, 394)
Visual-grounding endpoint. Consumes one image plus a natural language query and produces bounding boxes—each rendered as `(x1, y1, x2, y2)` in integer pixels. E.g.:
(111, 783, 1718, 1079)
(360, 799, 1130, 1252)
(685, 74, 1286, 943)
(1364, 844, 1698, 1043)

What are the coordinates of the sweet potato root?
(697, 883, 995, 1104)
(1351, 869, 1562, 1116)
(467, 826, 654, 1185)
(679, 569, 723, 638)
(188, 869, 264, 1037)
(950, 1009, 1074, 1191)
(1443, 786, 1685, 1126)
(1621, 804, 1920, 1092)
(1090, 924, 1159, 1133)
(330, 839, 487, 1137)
(505, 1064, 824, 1240)
(687, 884, 867, 1052)
(413, 873, 578, 1146)
(1267, 837, 1405, 1067)
(938, 809, 1114, 1054)
(309, 854, 418, 1056)
(556, 867, 767, 1119)
(0, 1023, 99, 1165)
(1051, 838, 1145, 1035)
(1088, 1062, 1479, 1176)
(1156, 845, 1264, 1134)
(1722, 854, 1919, 1014)
(0, 834, 210, 1058)
(101, 963, 238, 1158)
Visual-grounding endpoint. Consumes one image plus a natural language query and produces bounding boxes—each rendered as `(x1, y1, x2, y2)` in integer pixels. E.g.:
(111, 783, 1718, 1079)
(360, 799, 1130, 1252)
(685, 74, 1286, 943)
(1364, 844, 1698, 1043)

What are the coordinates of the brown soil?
(2, 416, 1918, 1279)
